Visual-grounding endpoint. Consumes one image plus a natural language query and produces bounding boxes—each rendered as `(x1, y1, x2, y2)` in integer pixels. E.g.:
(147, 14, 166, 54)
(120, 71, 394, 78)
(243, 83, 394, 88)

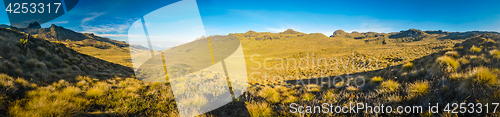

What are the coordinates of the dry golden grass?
(370, 76, 384, 83)
(246, 102, 274, 117)
(378, 80, 401, 93)
(407, 81, 429, 97)
(435, 56, 460, 73)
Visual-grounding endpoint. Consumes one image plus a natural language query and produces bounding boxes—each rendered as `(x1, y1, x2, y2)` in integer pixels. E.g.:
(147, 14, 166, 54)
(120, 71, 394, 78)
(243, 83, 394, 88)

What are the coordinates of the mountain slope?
(21, 24, 150, 67)
(0, 27, 133, 85)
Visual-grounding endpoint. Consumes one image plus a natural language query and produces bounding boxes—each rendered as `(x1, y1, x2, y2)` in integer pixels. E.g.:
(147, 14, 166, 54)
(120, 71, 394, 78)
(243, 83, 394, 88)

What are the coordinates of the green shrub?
(402, 62, 414, 71)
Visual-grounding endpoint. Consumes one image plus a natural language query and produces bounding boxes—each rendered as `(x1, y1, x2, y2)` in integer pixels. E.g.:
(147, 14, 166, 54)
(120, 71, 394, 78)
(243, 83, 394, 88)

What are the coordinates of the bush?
(246, 102, 274, 117)
(379, 80, 401, 93)
(402, 62, 414, 71)
(435, 56, 460, 73)
(407, 81, 429, 97)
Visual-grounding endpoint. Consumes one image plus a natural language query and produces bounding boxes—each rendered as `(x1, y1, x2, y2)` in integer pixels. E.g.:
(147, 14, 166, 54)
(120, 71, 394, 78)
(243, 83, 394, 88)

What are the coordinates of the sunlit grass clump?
(407, 81, 429, 97)
(472, 67, 498, 86)
(258, 87, 282, 103)
(490, 49, 500, 59)
(378, 80, 401, 93)
(371, 76, 384, 83)
(302, 93, 315, 101)
(246, 102, 274, 117)
(470, 45, 482, 53)
(435, 56, 460, 73)
(86, 87, 105, 98)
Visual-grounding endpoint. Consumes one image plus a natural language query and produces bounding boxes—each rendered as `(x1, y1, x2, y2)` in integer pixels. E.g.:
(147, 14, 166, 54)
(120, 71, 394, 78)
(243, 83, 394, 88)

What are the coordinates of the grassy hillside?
(0, 27, 181, 116)
(1, 26, 499, 116)
(22, 24, 143, 67)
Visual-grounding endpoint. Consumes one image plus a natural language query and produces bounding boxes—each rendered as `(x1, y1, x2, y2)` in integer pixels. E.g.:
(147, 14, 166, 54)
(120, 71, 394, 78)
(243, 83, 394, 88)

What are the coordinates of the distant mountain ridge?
(24, 24, 129, 48)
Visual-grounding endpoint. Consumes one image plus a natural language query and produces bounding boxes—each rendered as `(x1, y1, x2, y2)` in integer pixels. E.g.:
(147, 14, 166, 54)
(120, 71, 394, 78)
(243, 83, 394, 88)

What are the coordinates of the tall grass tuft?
(86, 87, 104, 98)
(371, 76, 384, 83)
(490, 49, 500, 59)
(378, 80, 401, 93)
(472, 67, 497, 86)
(470, 45, 481, 53)
(435, 56, 460, 73)
(302, 93, 315, 101)
(246, 102, 274, 117)
(258, 87, 282, 103)
(407, 81, 429, 98)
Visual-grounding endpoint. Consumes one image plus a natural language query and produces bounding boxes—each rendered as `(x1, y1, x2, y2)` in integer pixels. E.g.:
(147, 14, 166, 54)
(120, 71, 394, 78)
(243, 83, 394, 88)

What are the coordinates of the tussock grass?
(490, 49, 500, 59)
(472, 67, 497, 86)
(322, 89, 337, 102)
(407, 81, 429, 97)
(86, 87, 104, 98)
(378, 80, 401, 93)
(258, 87, 282, 103)
(370, 76, 384, 83)
(435, 56, 460, 73)
(282, 95, 298, 104)
(470, 45, 482, 53)
(302, 93, 315, 101)
(246, 102, 274, 117)
(460, 67, 498, 90)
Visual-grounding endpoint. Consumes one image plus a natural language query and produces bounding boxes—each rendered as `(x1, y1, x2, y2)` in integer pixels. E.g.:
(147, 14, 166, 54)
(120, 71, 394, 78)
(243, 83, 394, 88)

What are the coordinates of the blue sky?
(2, 0, 500, 49)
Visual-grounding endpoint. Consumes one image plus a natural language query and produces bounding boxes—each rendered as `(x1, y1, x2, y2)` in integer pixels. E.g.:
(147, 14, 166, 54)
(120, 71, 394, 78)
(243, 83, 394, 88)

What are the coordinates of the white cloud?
(51, 21, 69, 24)
(80, 12, 133, 35)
